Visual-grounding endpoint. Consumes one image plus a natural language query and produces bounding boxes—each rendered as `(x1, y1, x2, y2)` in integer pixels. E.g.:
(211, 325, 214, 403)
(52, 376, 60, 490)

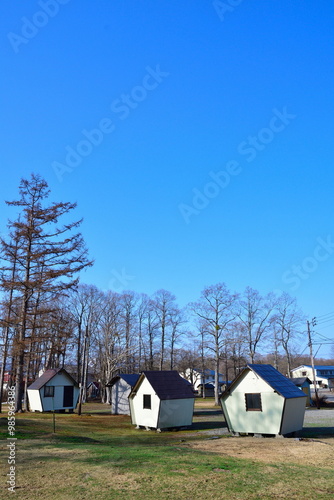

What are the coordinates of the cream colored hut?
(27, 368, 79, 412)
(129, 371, 195, 431)
(220, 364, 306, 436)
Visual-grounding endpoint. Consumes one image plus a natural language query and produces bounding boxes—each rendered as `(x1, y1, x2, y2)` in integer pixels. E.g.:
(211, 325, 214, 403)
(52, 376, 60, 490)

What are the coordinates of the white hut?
(106, 374, 140, 415)
(129, 371, 195, 431)
(220, 364, 306, 437)
(27, 368, 79, 412)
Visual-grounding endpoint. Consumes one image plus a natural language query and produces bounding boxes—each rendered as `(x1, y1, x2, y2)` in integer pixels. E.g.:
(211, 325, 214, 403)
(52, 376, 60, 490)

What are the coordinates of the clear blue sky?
(1, 1, 334, 357)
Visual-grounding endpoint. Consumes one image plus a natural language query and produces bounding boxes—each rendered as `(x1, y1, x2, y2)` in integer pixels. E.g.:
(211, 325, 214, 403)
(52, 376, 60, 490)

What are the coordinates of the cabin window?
(301, 371, 307, 376)
(44, 386, 54, 397)
(143, 394, 151, 409)
(245, 393, 262, 411)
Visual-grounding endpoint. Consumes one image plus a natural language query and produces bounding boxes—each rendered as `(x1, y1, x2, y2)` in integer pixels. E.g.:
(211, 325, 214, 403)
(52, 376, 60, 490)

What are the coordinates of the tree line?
(0, 175, 317, 411)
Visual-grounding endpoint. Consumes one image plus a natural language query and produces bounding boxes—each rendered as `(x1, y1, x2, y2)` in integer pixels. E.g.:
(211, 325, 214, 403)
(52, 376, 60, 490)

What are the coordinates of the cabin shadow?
(190, 419, 227, 431)
(299, 426, 334, 438)
(192, 408, 227, 431)
(194, 409, 222, 417)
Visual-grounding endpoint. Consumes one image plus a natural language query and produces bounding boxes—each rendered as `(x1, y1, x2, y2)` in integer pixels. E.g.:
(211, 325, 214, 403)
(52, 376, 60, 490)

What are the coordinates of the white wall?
(111, 379, 131, 415)
(280, 397, 306, 434)
(27, 390, 42, 412)
(130, 377, 160, 428)
(158, 399, 194, 428)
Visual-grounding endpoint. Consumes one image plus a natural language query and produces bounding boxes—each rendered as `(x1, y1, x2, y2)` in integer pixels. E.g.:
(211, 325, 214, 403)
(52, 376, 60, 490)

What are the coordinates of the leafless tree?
(236, 287, 277, 363)
(190, 283, 238, 405)
(152, 289, 178, 370)
(272, 292, 305, 377)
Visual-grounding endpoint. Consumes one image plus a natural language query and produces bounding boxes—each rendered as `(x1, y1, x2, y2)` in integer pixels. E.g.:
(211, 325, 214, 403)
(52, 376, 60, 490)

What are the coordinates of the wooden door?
(63, 386, 74, 407)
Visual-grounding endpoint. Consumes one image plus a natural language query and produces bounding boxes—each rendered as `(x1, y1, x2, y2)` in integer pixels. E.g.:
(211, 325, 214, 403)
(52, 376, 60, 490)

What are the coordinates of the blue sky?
(1, 1, 334, 357)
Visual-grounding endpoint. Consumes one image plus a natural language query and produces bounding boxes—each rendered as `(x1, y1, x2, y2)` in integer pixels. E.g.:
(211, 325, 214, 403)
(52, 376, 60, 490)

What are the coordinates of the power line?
(316, 310, 334, 320)
(315, 316, 334, 326)
(314, 331, 334, 342)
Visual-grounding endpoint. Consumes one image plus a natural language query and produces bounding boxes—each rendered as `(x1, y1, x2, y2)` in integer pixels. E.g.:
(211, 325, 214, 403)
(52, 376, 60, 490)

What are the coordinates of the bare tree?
(272, 293, 305, 377)
(152, 289, 177, 371)
(236, 287, 277, 363)
(119, 291, 138, 373)
(190, 283, 238, 405)
(69, 284, 103, 415)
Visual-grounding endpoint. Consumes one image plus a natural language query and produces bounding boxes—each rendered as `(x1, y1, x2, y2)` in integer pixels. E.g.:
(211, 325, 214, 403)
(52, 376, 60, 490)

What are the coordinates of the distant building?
(86, 381, 100, 400)
(180, 368, 226, 392)
(291, 365, 334, 388)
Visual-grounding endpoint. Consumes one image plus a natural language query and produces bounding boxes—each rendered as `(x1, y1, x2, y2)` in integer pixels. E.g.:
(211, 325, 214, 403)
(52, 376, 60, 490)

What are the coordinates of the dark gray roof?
(290, 377, 311, 386)
(135, 370, 195, 400)
(248, 364, 306, 399)
(28, 368, 78, 390)
(106, 373, 140, 388)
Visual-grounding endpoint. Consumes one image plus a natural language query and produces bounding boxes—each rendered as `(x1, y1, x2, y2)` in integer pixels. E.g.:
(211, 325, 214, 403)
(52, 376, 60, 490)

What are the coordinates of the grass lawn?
(1, 400, 334, 499)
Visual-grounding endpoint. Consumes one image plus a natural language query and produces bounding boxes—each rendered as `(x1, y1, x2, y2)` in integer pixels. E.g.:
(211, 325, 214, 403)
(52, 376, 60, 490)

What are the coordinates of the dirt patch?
(189, 436, 334, 468)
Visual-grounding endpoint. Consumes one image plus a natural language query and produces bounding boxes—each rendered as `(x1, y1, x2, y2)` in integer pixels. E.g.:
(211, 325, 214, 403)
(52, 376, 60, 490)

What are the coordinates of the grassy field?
(1, 400, 334, 499)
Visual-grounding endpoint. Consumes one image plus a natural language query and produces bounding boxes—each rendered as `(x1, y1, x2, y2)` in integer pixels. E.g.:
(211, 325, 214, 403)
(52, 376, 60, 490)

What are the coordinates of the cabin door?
(63, 386, 74, 407)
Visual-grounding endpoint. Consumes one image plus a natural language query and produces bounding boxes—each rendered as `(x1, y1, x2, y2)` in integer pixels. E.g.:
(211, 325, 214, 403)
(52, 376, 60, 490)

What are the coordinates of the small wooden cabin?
(129, 370, 195, 431)
(86, 381, 100, 400)
(290, 377, 312, 406)
(27, 368, 79, 412)
(220, 364, 306, 436)
(106, 374, 140, 415)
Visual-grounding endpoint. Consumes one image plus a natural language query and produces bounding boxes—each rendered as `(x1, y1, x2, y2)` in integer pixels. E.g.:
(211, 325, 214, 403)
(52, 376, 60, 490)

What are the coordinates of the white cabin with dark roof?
(129, 371, 195, 431)
(27, 368, 79, 412)
(220, 364, 306, 436)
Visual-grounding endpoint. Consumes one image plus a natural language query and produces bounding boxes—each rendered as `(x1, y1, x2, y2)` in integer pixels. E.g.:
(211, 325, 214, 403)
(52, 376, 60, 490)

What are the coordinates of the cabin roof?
(290, 377, 311, 386)
(132, 370, 195, 400)
(106, 373, 140, 388)
(247, 364, 306, 398)
(27, 368, 78, 390)
(222, 364, 306, 400)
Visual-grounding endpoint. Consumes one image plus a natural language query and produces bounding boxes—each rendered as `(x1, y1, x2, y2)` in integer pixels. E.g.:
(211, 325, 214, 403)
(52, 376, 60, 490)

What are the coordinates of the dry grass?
(1, 401, 334, 499)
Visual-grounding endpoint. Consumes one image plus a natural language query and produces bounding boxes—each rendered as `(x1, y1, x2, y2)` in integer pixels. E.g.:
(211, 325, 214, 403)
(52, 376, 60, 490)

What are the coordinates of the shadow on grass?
(300, 426, 334, 438)
(191, 420, 227, 431)
(194, 410, 223, 417)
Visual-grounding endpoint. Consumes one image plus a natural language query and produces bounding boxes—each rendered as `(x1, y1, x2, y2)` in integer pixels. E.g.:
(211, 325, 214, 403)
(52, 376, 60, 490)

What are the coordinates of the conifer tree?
(0, 174, 93, 411)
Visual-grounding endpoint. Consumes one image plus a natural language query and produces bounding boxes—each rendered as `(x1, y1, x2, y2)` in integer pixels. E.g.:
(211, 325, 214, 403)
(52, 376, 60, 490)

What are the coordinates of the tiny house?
(27, 368, 79, 412)
(106, 373, 140, 415)
(290, 377, 312, 406)
(129, 370, 195, 431)
(220, 364, 306, 436)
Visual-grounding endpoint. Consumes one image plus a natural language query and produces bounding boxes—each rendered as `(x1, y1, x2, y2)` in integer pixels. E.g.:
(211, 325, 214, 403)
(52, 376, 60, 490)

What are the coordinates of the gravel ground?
(303, 408, 334, 425)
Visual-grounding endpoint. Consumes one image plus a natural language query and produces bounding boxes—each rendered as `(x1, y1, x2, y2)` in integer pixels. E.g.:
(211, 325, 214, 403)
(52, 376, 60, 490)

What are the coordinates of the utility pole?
(307, 318, 320, 409)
